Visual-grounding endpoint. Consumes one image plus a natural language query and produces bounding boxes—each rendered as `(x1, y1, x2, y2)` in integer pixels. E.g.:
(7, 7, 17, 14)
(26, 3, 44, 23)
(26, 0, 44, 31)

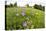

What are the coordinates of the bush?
(34, 4, 45, 11)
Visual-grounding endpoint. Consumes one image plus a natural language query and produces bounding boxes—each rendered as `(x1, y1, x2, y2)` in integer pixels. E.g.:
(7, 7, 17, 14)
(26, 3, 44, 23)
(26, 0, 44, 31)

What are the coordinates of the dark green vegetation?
(34, 4, 45, 11)
(6, 7, 45, 30)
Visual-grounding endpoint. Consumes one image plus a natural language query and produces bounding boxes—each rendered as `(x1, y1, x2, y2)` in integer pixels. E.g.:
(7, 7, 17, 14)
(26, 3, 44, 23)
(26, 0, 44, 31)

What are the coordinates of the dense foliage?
(34, 4, 45, 11)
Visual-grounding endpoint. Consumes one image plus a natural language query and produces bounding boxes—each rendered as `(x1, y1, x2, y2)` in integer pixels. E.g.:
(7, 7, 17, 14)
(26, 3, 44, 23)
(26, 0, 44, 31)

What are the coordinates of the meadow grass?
(6, 7, 45, 30)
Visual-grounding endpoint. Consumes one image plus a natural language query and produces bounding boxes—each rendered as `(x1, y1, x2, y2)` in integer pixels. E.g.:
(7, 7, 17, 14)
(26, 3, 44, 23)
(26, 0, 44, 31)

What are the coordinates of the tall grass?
(6, 7, 45, 30)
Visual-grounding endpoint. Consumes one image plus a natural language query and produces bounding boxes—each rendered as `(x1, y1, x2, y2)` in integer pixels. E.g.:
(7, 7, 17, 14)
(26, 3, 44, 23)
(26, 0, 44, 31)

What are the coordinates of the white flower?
(21, 12, 26, 16)
(16, 13, 19, 16)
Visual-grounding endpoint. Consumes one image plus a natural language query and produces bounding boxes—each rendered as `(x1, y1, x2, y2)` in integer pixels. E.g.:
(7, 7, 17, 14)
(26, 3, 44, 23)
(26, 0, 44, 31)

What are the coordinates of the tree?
(14, 2, 17, 7)
(34, 4, 45, 11)
(43, 6, 45, 11)
(26, 4, 29, 7)
(10, 3, 13, 7)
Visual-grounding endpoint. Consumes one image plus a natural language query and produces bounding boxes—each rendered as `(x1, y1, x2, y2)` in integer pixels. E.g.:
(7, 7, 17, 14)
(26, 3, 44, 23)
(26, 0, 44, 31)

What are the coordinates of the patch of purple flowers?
(21, 12, 26, 16)
(21, 8, 26, 16)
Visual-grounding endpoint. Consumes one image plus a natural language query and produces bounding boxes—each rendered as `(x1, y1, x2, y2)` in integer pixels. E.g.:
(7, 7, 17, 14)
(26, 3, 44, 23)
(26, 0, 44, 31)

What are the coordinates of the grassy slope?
(6, 7, 45, 30)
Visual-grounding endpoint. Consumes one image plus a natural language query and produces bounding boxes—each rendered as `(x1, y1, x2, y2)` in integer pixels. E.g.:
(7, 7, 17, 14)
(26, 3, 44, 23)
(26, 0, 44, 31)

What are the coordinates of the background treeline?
(34, 4, 45, 11)
(5, 1, 45, 11)
(5, 2, 17, 8)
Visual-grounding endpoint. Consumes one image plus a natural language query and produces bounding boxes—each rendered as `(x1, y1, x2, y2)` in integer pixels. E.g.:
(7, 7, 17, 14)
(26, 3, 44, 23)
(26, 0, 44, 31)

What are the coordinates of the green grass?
(6, 7, 45, 30)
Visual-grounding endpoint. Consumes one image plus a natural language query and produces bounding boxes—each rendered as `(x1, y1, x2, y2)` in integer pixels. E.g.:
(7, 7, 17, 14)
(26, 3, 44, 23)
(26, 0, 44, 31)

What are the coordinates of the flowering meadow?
(6, 7, 45, 30)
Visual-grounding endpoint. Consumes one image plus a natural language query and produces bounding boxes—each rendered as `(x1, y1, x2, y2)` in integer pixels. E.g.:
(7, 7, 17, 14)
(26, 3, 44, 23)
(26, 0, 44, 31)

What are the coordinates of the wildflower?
(21, 8, 26, 16)
(27, 20, 32, 26)
(16, 13, 19, 16)
(21, 12, 26, 16)
(22, 8, 26, 12)
(22, 21, 27, 27)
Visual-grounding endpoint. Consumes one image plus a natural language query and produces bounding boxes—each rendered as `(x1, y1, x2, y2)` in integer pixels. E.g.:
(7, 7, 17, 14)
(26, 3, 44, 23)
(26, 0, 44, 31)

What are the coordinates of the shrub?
(34, 4, 45, 11)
